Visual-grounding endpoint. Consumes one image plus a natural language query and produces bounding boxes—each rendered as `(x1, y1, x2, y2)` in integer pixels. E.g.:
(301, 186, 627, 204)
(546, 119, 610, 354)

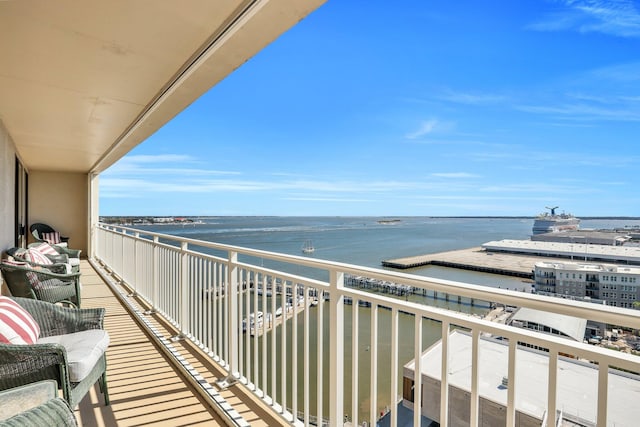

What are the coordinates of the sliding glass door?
(14, 157, 27, 247)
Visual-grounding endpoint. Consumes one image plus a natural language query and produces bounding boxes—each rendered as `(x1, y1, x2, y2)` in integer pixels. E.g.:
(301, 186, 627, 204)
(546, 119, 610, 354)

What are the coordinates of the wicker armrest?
(14, 298, 104, 337)
(0, 380, 57, 421)
(0, 263, 78, 280)
(55, 246, 81, 259)
(0, 343, 68, 398)
(20, 262, 69, 275)
(27, 268, 80, 281)
(0, 397, 77, 427)
(44, 253, 69, 264)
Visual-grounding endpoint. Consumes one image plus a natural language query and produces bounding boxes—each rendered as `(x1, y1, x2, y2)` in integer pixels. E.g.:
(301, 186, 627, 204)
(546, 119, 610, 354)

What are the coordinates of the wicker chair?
(0, 380, 77, 426)
(0, 298, 109, 409)
(29, 223, 70, 246)
(22, 243, 81, 274)
(27, 243, 81, 261)
(5, 248, 71, 274)
(0, 263, 81, 307)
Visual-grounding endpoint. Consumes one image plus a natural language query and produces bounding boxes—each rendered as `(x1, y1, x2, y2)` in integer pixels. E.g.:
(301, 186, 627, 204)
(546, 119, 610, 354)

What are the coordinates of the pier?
(245, 296, 317, 337)
(344, 274, 489, 308)
(382, 247, 536, 279)
(346, 275, 414, 296)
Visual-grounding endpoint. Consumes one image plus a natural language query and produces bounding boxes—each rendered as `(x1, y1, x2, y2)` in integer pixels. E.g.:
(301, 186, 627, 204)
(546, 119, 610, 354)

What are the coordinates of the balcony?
(91, 223, 640, 427)
(4, 4, 636, 425)
(74, 259, 285, 426)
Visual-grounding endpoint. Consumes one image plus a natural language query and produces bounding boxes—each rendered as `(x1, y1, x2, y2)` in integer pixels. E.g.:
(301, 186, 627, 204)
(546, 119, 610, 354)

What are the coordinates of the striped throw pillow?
(26, 271, 42, 289)
(0, 296, 40, 344)
(42, 231, 61, 244)
(31, 242, 59, 256)
(2, 257, 26, 266)
(24, 249, 53, 265)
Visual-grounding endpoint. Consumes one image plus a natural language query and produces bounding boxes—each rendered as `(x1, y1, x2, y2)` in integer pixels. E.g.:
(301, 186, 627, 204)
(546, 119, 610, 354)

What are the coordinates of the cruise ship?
(532, 206, 580, 235)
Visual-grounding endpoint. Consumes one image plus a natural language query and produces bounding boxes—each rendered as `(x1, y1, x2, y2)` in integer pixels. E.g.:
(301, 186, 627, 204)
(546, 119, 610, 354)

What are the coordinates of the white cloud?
(478, 183, 600, 195)
(588, 61, 640, 82)
(405, 119, 454, 139)
(282, 197, 374, 202)
(100, 174, 490, 200)
(412, 195, 550, 201)
(406, 119, 438, 139)
(431, 172, 481, 179)
(515, 102, 640, 121)
(104, 153, 241, 177)
(529, 0, 640, 38)
(437, 90, 506, 105)
(120, 154, 194, 163)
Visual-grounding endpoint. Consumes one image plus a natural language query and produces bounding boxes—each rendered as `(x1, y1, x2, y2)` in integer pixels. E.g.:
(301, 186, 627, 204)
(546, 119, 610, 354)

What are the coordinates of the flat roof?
(405, 330, 640, 425)
(535, 229, 630, 240)
(510, 307, 587, 342)
(483, 239, 640, 263)
(535, 261, 640, 275)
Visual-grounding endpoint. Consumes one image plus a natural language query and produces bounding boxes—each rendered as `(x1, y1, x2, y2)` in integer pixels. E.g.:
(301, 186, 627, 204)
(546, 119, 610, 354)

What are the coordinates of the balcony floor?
(75, 260, 284, 426)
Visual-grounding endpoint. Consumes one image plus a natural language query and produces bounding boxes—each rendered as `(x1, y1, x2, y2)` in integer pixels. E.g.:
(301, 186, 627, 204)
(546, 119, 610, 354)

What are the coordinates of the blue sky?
(100, 0, 640, 217)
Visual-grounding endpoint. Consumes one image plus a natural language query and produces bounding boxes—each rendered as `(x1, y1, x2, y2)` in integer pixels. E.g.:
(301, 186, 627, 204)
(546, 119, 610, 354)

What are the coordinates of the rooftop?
(483, 239, 640, 264)
(535, 261, 640, 275)
(405, 330, 640, 426)
(509, 307, 587, 342)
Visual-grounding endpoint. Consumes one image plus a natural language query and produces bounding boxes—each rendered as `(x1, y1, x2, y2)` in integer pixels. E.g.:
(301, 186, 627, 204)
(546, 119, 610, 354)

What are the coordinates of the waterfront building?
(531, 229, 632, 246)
(534, 261, 640, 308)
(403, 330, 640, 427)
(483, 239, 640, 265)
(507, 307, 587, 343)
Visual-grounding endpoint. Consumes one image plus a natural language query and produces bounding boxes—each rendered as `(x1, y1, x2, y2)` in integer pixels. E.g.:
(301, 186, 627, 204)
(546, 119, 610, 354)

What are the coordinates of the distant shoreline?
(100, 215, 640, 220)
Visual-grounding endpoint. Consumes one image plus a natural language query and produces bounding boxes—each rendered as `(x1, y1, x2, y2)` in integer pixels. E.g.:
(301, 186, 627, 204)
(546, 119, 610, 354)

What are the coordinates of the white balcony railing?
(95, 223, 640, 427)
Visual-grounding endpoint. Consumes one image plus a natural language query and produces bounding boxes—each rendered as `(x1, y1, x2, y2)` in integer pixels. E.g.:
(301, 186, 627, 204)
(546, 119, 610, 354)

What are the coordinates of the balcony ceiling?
(0, 0, 324, 174)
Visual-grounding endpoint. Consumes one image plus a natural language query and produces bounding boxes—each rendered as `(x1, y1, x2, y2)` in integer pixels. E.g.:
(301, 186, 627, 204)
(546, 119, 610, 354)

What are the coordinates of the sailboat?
(301, 239, 315, 254)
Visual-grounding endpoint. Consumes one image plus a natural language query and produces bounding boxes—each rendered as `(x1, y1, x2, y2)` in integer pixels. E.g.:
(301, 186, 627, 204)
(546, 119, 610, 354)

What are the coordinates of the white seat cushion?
(37, 330, 109, 382)
(68, 258, 80, 266)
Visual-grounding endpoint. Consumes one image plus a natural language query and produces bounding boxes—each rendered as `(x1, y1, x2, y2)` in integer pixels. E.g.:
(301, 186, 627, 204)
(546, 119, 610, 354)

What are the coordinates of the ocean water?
(135, 216, 640, 423)
(140, 216, 639, 289)
(148, 216, 532, 267)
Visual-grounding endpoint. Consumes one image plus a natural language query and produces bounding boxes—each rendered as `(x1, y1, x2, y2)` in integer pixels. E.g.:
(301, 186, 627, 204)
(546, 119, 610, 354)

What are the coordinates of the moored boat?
(301, 239, 314, 254)
(242, 311, 263, 331)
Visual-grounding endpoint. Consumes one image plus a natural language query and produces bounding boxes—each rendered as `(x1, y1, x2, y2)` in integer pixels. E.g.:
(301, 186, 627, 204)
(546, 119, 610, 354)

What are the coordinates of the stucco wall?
(28, 171, 88, 255)
(0, 120, 16, 295)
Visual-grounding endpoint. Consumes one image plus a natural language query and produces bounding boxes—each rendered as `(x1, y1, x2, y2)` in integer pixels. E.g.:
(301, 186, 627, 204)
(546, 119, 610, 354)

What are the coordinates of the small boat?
(242, 311, 263, 331)
(256, 285, 273, 297)
(301, 239, 315, 254)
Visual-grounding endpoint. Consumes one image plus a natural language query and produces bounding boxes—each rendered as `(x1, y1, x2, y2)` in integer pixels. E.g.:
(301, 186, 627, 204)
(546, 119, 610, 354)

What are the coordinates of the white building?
(483, 239, 640, 265)
(508, 307, 587, 343)
(403, 330, 640, 427)
(534, 261, 640, 308)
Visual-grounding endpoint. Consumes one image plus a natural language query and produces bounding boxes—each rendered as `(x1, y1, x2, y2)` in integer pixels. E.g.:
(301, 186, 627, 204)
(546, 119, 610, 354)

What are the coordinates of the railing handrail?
(97, 222, 640, 329)
(95, 222, 640, 427)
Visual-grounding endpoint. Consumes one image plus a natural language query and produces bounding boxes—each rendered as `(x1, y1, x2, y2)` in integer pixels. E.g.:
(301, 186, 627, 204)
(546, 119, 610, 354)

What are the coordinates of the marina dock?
(245, 296, 317, 337)
(344, 274, 491, 308)
(382, 246, 539, 279)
